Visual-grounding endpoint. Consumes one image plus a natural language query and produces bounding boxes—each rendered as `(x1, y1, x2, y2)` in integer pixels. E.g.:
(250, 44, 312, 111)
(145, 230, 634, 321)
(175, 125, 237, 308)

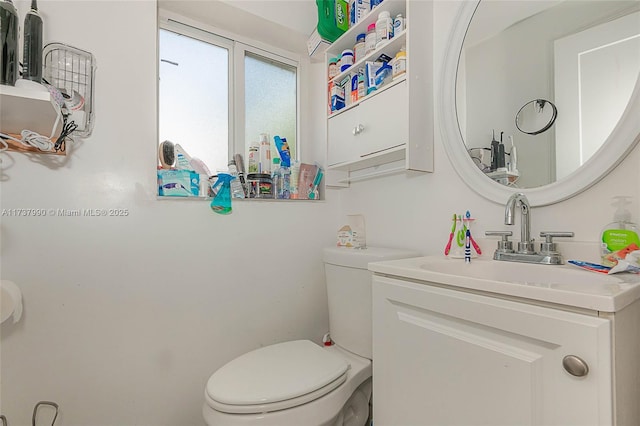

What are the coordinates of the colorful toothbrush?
(465, 210, 482, 255)
(465, 228, 471, 263)
(444, 213, 456, 255)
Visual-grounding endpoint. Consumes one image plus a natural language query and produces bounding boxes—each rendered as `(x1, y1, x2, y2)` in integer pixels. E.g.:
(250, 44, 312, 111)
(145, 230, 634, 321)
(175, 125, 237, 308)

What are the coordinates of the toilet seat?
(205, 340, 350, 414)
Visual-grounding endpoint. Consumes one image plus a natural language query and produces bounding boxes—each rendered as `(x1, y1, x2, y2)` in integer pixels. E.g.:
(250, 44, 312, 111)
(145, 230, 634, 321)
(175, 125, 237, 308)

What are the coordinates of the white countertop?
(368, 256, 640, 313)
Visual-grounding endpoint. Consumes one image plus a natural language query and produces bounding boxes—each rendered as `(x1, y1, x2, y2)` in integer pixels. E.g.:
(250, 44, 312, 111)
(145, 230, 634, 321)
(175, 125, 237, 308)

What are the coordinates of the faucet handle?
(485, 231, 514, 253)
(539, 231, 574, 254)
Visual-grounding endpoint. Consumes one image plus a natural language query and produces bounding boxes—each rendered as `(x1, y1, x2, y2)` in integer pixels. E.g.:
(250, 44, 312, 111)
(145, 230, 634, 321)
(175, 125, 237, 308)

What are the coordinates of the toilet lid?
(205, 340, 349, 414)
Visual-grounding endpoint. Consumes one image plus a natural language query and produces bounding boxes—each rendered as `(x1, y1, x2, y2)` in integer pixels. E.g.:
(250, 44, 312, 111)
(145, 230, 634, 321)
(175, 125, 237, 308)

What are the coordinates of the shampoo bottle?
(600, 196, 640, 266)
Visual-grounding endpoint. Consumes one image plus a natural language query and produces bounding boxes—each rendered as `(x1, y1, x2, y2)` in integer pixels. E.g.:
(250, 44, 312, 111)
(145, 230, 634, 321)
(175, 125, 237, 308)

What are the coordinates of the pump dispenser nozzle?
(612, 196, 633, 222)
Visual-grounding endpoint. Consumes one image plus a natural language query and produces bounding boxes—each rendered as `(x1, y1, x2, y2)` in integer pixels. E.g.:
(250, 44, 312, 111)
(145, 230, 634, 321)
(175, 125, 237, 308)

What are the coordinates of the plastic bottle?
(393, 13, 405, 35)
(259, 133, 271, 175)
(290, 160, 300, 199)
(340, 49, 354, 72)
(391, 47, 406, 79)
(365, 23, 377, 55)
(600, 196, 640, 266)
(23, 0, 43, 83)
(272, 157, 282, 199)
(354, 33, 365, 62)
(375, 11, 393, 49)
(227, 160, 246, 199)
(328, 57, 339, 80)
(281, 164, 291, 199)
(210, 173, 234, 215)
(248, 144, 259, 173)
(0, 0, 19, 86)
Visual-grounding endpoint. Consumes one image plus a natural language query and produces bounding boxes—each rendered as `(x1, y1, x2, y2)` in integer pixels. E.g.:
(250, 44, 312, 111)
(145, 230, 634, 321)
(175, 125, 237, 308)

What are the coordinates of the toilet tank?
(323, 247, 419, 359)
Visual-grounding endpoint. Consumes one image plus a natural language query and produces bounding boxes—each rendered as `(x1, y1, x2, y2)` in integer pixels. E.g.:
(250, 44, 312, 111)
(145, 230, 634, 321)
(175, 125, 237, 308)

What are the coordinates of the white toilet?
(202, 246, 418, 426)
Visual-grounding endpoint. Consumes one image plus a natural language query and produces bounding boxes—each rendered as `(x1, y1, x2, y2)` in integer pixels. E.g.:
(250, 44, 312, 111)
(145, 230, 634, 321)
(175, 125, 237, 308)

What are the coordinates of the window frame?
(158, 10, 301, 166)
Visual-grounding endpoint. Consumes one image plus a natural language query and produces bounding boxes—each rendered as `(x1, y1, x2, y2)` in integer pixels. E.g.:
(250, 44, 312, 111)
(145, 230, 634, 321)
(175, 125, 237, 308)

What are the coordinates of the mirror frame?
(439, 0, 640, 206)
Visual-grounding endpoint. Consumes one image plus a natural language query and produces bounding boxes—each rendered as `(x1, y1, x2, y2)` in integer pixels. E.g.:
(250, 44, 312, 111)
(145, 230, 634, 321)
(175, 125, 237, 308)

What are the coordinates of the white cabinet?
(372, 274, 640, 425)
(324, 0, 433, 184)
(328, 81, 407, 166)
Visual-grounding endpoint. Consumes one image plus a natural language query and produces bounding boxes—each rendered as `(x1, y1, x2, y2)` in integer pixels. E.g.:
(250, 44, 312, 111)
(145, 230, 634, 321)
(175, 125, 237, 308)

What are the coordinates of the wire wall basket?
(43, 43, 96, 138)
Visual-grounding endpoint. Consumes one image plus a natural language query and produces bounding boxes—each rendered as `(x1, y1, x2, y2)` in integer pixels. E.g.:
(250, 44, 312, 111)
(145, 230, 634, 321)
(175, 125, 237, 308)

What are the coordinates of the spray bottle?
(210, 173, 235, 215)
(600, 196, 640, 266)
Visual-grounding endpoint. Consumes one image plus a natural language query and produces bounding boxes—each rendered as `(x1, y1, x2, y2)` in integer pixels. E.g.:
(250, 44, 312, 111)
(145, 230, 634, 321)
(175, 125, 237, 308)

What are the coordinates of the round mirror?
(515, 99, 557, 135)
(440, 0, 640, 206)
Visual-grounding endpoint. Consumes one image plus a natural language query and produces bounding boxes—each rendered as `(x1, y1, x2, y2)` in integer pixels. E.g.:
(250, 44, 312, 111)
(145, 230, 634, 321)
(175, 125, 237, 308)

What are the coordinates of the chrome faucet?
(486, 193, 574, 265)
(505, 192, 535, 254)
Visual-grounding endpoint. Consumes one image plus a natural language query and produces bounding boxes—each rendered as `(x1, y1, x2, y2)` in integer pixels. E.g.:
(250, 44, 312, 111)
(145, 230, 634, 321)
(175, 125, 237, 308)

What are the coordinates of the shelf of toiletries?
(328, 29, 406, 88)
(329, 0, 406, 55)
(324, 0, 434, 185)
(328, 74, 405, 118)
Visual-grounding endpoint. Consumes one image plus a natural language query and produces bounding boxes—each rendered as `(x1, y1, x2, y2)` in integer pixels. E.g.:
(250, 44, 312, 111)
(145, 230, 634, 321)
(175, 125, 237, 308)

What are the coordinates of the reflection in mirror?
(515, 99, 558, 135)
(456, 0, 640, 189)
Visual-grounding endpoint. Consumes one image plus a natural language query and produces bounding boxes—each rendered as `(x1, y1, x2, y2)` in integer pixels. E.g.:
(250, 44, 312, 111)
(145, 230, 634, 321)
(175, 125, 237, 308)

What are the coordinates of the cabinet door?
(356, 81, 408, 158)
(327, 104, 359, 166)
(372, 276, 612, 426)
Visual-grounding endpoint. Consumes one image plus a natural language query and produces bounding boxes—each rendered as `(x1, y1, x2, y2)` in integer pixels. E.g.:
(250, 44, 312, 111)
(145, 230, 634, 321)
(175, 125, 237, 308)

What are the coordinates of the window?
(159, 17, 299, 175)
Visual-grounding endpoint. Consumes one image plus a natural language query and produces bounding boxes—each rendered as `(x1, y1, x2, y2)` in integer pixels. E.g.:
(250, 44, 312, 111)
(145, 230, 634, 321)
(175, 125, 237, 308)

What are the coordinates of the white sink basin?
(368, 256, 640, 312)
(419, 257, 621, 288)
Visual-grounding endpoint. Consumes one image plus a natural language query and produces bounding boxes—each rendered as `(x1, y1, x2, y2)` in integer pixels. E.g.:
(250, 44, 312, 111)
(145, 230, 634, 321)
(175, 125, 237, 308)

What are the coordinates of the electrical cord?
(54, 117, 78, 153)
(0, 130, 54, 152)
(0, 117, 77, 153)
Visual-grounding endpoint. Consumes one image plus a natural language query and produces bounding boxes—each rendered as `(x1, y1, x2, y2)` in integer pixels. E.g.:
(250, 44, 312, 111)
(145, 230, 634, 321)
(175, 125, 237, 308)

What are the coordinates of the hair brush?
(159, 140, 175, 169)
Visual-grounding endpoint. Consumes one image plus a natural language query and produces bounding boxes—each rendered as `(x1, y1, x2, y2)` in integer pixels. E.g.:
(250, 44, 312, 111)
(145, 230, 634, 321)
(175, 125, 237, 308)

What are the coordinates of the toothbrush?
(465, 210, 482, 255)
(308, 167, 324, 200)
(465, 228, 471, 263)
(444, 213, 456, 255)
(456, 214, 466, 247)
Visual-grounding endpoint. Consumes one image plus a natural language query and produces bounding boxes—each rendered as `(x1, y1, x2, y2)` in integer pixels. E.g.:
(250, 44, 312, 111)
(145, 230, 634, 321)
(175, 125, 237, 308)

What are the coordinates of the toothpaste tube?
(608, 250, 640, 274)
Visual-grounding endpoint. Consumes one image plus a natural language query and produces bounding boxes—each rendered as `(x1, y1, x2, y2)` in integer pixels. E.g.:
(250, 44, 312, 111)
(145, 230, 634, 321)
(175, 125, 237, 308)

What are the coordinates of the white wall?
(0, 1, 341, 425)
(339, 0, 640, 258)
(2, 1, 639, 425)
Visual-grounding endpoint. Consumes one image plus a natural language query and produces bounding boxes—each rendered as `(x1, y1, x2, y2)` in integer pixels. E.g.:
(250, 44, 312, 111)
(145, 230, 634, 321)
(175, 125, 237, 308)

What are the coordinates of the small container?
(392, 48, 406, 79)
(365, 23, 377, 55)
(259, 133, 271, 175)
(376, 11, 393, 49)
(248, 145, 259, 173)
(354, 33, 365, 62)
(247, 173, 273, 199)
(393, 13, 405, 35)
(328, 57, 339, 80)
(340, 49, 354, 72)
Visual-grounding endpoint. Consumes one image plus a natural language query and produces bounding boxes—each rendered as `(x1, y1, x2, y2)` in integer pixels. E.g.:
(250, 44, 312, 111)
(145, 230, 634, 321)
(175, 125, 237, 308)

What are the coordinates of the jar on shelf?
(376, 11, 394, 49)
(341, 49, 354, 72)
(365, 22, 377, 55)
(391, 47, 406, 79)
(354, 33, 365, 62)
(394, 13, 405, 34)
(328, 57, 339, 80)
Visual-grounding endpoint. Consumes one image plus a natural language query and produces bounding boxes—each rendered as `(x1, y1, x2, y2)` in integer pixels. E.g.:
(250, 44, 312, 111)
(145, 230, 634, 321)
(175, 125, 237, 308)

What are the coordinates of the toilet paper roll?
(1, 280, 23, 324)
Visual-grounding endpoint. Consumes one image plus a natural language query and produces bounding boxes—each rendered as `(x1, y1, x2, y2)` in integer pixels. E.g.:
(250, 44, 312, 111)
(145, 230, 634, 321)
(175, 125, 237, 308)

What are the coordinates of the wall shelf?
(0, 84, 63, 155)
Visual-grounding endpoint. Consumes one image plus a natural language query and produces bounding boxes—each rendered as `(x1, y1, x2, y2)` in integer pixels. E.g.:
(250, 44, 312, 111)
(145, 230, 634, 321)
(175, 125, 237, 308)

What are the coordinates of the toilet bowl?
(202, 247, 418, 426)
(203, 341, 372, 426)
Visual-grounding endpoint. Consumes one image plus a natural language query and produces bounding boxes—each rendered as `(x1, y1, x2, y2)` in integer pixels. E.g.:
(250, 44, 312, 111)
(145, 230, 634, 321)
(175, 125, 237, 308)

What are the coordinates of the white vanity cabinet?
(325, 0, 433, 184)
(372, 274, 640, 425)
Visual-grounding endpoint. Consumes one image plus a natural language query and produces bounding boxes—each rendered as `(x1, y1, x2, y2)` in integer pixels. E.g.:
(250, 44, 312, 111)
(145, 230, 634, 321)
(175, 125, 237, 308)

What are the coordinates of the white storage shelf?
(324, 0, 433, 185)
(0, 84, 62, 154)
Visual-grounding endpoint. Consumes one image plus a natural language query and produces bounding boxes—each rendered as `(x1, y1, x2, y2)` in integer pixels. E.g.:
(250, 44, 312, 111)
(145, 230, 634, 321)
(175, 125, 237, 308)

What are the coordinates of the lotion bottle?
(600, 196, 640, 266)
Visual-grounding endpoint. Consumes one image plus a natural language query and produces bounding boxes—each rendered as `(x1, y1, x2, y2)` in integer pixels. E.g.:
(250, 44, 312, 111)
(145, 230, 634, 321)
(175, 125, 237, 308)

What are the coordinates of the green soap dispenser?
(601, 196, 640, 266)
